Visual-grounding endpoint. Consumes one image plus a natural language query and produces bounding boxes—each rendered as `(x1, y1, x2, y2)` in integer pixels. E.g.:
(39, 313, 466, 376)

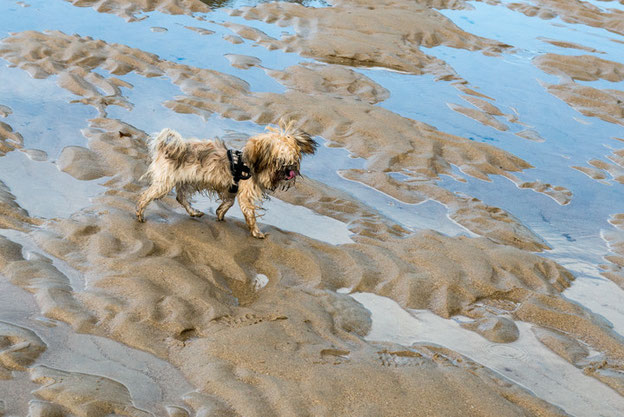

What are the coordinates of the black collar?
(227, 149, 251, 193)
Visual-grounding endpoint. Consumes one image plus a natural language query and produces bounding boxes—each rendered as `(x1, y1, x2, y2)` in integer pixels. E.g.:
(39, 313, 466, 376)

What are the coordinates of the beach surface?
(0, 0, 624, 416)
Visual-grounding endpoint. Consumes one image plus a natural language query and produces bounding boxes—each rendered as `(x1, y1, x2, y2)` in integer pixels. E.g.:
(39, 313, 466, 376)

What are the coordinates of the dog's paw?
(251, 231, 267, 239)
(136, 213, 145, 223)
(190, 211, 204, 218)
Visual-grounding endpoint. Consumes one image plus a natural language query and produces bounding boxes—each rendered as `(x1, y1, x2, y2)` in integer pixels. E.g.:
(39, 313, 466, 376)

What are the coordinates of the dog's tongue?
(286, 170, 297, 180)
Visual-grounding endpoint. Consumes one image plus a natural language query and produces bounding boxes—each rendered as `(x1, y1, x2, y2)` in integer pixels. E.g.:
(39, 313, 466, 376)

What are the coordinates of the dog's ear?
(244, 138, 274, 173)
(295, 131, 318, 155)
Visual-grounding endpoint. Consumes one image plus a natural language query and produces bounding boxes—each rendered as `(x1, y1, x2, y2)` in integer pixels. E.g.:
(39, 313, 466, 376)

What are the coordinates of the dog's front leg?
(239, 198, 265, 239)
(236, 182, 265, 239)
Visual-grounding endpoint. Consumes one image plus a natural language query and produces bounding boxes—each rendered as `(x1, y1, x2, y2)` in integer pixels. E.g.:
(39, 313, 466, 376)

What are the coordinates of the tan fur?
(136, 120, 317, 238)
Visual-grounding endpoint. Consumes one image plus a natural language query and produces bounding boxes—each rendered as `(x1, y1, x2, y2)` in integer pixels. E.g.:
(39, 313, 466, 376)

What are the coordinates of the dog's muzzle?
(281, 165, 299, 181)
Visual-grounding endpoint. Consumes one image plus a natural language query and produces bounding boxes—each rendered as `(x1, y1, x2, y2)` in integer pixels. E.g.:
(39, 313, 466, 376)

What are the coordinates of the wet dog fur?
(136, 120, 317, 238)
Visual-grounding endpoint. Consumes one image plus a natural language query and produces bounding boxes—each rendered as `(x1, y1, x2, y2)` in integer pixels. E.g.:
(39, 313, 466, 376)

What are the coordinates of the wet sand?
(0, 0, 623, 416)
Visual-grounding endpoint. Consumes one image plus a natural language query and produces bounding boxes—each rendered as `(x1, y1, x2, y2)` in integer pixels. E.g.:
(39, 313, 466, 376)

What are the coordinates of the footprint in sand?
(485, 344, 529, 361)
(377, 349, 426, 368)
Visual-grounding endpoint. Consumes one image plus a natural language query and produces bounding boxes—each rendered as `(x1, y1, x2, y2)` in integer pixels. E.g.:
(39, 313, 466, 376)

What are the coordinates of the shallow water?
(191, 192, 354, 244)
(0, 64, 94, 157)
(429, 2, 624, 343)
(0, 151, 105, 219)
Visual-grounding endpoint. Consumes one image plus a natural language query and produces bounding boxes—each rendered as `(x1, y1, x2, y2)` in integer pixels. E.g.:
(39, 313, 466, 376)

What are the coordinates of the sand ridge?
(0, 105, 23, 156)
(0, 321, 46, 378)
(29, 365, 152, 417)
(226, 0, 511, 77)
(573, 144, 624, 185)
(538, 37, 606, 53)
(0, 180, 41, 231)
(534, 53, 624, 83)
(543, 83, 624, 126)
(602, 213, 624, 288)
(266, 62, 391, 104)
(507, 0, 624, 37)
(534, 53, 624, 126)
(63, 0, 210, 21)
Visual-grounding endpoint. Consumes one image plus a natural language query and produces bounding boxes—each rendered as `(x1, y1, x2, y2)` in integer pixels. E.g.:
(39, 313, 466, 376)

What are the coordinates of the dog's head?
(243, 119, 318, 190)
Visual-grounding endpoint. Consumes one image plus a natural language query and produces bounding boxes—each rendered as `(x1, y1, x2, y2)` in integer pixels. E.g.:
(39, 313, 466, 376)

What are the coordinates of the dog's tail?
(150, 128, 188, 160)
(140, 128, 188, 181)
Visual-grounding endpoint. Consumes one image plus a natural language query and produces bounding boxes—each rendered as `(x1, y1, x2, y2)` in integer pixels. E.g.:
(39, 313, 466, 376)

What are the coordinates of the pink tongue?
(287, 170, 296, 180)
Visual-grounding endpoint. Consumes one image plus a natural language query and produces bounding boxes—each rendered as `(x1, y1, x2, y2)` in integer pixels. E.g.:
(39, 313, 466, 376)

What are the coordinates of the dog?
(136, 120, 317, 238)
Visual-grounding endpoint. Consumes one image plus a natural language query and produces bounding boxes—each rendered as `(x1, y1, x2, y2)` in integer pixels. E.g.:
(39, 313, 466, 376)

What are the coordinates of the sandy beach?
(0, 0, 623, 416)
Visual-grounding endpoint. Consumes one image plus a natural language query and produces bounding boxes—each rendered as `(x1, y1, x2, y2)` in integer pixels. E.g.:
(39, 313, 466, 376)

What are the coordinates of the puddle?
(361, 69, 465, 135)
(191, 193, 354, 245)
(0, 65, 94, 157)
(0, 151, 105, 220)
(103, 73, 283, 140)
(442, 1, 624, 57)
(351, 291, 624, 417)
(561, 265, 624, 336)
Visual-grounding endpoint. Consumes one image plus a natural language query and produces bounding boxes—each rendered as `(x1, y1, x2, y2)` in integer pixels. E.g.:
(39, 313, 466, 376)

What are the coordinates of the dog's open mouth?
(271, 165, 300, 191)
(281, 166, 299, 181)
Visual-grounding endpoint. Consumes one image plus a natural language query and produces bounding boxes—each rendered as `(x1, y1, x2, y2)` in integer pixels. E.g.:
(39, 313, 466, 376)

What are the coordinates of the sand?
(602, 213, 624, 288)
(63, 0, 210, 21)
(2, 201, 580, 415)
(507, 0, 624, 37)
(0, 0, 623, 415)
(0, 107, 23, 156)
(532, 53, 624, 127)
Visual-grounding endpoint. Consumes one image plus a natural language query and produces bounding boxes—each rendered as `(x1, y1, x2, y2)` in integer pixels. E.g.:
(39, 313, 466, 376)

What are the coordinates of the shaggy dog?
(136, 120, 317, 238)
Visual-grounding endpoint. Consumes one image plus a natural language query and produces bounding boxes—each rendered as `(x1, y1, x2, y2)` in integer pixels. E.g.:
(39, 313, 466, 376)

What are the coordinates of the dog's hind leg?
(216, 195, 235, 221)
(136, 182, 173, 222)
(176, 184, 204, 218)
